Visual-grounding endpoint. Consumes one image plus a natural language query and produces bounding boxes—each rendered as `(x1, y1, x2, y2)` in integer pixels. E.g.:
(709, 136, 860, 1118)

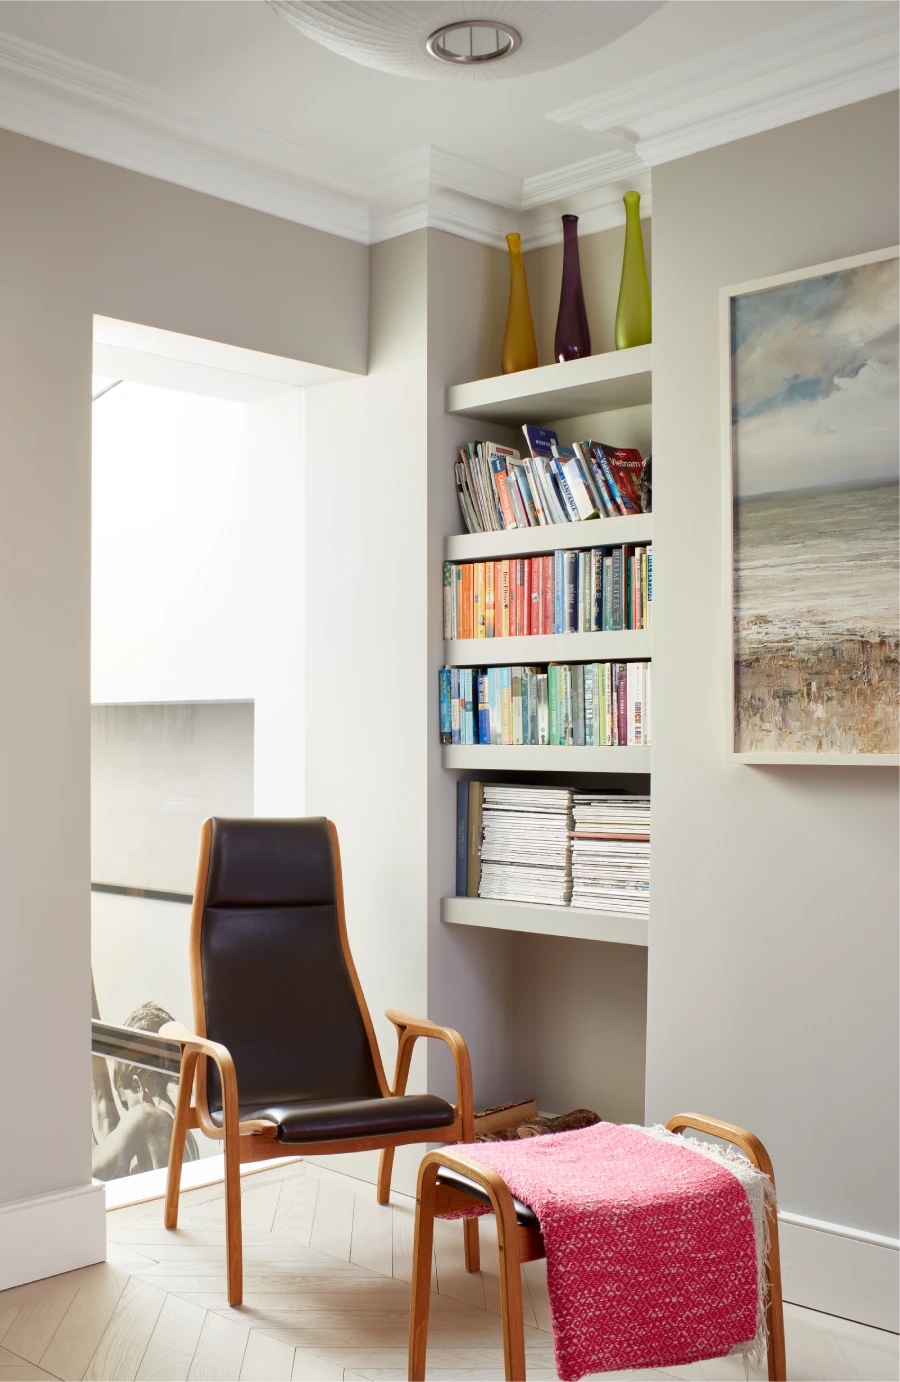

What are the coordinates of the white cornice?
(0, 5, 896, 251)
(547, 2, 898, 167)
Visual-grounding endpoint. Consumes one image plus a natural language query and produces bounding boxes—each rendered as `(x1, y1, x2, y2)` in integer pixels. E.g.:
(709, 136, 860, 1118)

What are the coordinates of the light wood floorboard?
(0, 1160, 896, 1382)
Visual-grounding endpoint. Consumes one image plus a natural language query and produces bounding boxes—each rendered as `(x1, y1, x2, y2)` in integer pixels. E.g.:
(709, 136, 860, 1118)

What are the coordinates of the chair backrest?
(190, 817, 388, 1119)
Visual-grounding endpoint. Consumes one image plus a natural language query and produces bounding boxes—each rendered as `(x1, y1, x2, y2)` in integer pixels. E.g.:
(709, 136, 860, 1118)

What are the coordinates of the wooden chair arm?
(666, 1111, 775, 1181)
(386, 1011, 475, 1142)
(159, 1023, 274, 1139)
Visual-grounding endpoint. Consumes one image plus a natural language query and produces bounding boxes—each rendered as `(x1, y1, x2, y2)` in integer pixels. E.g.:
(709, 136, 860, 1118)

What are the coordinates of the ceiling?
(0, 1, 895, 247)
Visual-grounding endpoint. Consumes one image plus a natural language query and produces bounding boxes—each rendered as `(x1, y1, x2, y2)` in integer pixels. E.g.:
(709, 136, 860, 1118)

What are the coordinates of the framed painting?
(722, 246, 899, 765)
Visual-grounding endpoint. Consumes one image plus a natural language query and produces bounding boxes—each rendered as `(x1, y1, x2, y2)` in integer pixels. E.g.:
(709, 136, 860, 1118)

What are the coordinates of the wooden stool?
(409, 1112, 786, 1382)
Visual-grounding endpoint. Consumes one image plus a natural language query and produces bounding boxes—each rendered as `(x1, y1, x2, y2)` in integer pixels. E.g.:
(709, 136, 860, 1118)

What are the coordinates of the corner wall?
(647, 92, 899, 1329)
(0, 126, 365, 1288)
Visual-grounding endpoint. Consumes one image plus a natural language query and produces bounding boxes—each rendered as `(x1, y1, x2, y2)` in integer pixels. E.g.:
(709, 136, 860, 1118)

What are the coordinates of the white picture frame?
(721, 245, 900, 766)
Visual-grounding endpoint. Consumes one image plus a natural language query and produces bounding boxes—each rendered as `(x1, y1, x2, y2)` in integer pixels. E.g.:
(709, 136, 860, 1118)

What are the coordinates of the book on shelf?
(571, 794, 650, 915)
(443, 545, 651, 639)
(453, 430, 651, 534)
(455, 783, 651, 915)
(440, 660, 651, 746)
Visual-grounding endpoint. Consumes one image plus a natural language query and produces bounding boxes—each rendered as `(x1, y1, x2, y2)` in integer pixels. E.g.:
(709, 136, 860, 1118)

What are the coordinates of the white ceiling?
(0, 1, 829, 178)
(0, 1, 895, 247)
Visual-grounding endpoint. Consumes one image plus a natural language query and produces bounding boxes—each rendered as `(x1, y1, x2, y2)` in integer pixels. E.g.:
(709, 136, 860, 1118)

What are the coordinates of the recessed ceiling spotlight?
(425, 20, 521, 66)
(267, 3, 664, 82)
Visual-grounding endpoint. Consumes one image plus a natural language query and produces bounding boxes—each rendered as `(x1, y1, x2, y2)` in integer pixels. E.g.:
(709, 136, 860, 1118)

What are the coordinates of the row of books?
(455, 427, 649, 535)
(439, 661, 651, 747)
(443, 545, 651, 639)
(455, 782, 650, 916)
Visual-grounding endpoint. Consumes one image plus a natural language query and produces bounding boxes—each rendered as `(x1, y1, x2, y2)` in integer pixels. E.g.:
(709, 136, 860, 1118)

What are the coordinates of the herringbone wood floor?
(0, 1159, 896, 1382)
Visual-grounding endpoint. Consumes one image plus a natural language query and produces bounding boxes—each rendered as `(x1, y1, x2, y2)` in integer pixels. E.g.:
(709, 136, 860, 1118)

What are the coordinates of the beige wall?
(0, 126, 366, 1261)
(647, 93, 899, 1321)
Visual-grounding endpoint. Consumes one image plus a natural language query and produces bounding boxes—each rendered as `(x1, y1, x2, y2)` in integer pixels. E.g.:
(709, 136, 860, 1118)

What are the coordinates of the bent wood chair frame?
(161, 817, 478, 1307)
(409, 1113, 786, 1382)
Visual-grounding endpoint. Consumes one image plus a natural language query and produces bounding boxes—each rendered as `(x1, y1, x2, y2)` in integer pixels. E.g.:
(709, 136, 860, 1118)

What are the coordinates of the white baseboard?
(0, 1181, 107, 1292)
(779, 1211, 899, 1332)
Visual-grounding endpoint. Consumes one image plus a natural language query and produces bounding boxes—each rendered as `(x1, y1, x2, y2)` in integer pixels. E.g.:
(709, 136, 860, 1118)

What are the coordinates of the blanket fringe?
(633, 1125, 777, 1375)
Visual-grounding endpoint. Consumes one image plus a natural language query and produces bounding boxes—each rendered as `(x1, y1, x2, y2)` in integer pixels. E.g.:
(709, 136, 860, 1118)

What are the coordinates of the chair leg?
(495, 1198, 526, 1381)
(223, 1123, 243, 1308)
(376, 1146, 394, 1206)
(463, 1214, 481, 1272)
(409, 1160, 439, 1382)
(164, 1049, 198, 1230)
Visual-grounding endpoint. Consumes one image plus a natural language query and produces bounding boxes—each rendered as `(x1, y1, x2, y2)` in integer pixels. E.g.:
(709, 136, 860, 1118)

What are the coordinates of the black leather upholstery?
(200, 818, 454, 1141)
(436, 1164, 539, 1227)
(210, 1094, 455, 1143)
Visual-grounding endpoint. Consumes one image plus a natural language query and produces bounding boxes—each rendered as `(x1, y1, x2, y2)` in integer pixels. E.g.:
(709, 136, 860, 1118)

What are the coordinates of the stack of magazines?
(478, 784, 573, 907)
(570, 794, 650, 915)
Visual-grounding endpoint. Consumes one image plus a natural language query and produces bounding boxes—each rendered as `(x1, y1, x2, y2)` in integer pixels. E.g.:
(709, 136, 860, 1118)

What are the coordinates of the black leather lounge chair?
(161, 816, 477, 1306)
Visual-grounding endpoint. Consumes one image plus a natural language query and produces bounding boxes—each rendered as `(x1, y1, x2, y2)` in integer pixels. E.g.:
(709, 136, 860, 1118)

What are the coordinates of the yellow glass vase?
(501, 233, 538, 374)
(615, 191, 652, 350)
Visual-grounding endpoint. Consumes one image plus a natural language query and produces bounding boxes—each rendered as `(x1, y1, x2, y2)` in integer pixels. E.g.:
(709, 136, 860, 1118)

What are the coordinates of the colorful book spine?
(477, 673, 490, 743)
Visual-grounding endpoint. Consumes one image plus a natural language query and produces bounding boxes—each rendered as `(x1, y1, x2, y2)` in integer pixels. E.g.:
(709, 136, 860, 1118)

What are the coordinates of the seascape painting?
(731, 253, 899, 756)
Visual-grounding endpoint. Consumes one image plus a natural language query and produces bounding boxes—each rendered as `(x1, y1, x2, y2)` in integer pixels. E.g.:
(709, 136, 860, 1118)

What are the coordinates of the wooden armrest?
(666, 1111, 774, 1181)
(385, 1010, 474, 1140)
(159, 1021, 232, 1063)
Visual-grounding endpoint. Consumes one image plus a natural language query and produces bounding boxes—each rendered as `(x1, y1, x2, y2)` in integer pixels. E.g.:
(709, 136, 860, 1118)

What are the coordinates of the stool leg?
(463, 1215, 481, 1272)
(765, 1200, 786, 1382)
(409, 1161, 439, 1382)
(495, 1200, 526, 1382)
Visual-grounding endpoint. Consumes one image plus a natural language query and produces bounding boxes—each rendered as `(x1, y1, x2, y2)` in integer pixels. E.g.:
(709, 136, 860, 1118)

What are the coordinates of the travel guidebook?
(454, 428, 651, 534)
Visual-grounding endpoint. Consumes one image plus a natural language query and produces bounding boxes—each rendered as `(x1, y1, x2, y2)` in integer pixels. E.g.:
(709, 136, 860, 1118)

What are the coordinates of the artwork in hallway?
(727, 247, 899, 758)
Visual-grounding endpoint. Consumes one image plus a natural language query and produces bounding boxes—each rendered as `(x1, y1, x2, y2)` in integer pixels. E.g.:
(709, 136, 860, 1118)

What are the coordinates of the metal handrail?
(92, 1019, 183, 1077)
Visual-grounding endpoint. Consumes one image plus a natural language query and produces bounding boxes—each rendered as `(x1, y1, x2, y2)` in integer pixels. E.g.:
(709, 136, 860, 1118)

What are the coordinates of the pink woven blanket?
(452, 1123, 759, 1381)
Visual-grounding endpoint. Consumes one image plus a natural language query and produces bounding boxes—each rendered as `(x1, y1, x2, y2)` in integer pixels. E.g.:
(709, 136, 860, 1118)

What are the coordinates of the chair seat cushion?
(436, 1163, 539, 1227)
(217, 1093, 456, 1143)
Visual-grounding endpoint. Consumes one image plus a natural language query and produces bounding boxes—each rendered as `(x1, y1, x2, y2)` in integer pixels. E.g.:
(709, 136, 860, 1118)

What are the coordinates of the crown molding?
(0, 30, 372, 242)
(547, 2, 898, 167)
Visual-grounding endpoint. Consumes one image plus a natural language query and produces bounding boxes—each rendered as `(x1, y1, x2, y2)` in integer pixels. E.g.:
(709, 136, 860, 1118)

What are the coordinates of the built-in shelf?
(447, 345, 651, 426)
(442, 895, 648, 946)
(445, 513, 652, 563)
(442, 744, 651, 772)
(445, 630, 650, 665)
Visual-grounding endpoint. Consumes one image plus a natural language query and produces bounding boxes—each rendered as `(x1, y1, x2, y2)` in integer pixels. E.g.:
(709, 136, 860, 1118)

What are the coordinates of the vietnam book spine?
(456, 780, 468, 896)
(590, 442, 628, 516)
(572, 663, 586, 746)
(477, 672, 490, 744)
(511, 665, 523, 744)
(443, 562, 452, 639)
(439, 668, 452, 744)
(499, 666, 512, 745)
(466, 780, 483, 897)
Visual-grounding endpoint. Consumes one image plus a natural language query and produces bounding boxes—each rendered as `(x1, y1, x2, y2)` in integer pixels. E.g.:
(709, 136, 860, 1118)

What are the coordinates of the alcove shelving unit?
(440, 344, 653, 952)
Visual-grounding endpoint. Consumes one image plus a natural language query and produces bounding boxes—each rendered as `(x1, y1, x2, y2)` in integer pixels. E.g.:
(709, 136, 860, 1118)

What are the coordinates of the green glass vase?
(501, 233, 538, 374)
(615, 191, 651, 350)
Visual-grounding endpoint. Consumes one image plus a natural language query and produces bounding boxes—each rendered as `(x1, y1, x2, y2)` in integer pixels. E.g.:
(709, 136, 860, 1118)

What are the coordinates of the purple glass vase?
(554, 214, 592, 363)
